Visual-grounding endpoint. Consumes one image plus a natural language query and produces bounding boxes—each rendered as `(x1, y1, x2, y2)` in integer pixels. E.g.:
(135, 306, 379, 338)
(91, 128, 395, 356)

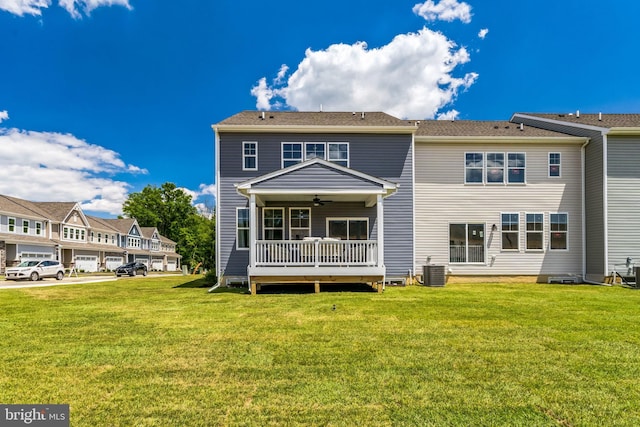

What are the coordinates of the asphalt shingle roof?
(216, 111, 416, 128)
(517, 113, 640, 128)
(415, 120, 574, 137)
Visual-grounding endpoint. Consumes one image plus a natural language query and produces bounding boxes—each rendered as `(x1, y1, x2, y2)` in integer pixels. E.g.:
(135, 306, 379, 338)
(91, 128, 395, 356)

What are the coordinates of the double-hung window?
(328, 143, 349, 167)
(290, 208, 311, 240)
(465, 153, 484, 183)
(305, 143, 325, 160)
(236, 208, 249, 250)
(22, 220, 29, 234)
(35, 222, 42, 236)
(526, 213, 544, 250)
(243, 142, 258, 171)
(487, 153, 505, 183)
(508, 153, 526, 183)
(501, 213, 519, 250)
(282, 143, 302, 168)
(549, 153, 561, 177)
(263, 208, 284, 240)
(8, 217, 15, 233)
(550, 213, 568, 250)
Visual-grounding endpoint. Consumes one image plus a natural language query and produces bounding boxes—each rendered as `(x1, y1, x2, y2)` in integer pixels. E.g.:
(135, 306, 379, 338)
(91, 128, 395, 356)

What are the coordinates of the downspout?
(209, 125, 222, 293)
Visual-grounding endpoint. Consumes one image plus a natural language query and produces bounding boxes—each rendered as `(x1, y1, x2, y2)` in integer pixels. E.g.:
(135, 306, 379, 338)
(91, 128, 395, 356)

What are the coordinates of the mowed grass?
(1, 277, 639, 426)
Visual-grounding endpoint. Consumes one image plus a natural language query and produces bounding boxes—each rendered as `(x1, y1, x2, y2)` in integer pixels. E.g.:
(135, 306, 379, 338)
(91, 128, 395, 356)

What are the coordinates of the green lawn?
(1, 277, 639, 426)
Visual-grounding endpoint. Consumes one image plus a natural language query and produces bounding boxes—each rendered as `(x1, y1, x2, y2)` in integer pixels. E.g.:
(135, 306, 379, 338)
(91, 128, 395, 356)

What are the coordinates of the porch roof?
(235, 158, 398, 207)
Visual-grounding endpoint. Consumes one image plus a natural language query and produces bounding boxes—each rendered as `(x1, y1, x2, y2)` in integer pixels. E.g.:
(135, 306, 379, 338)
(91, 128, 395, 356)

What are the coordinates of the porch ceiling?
(249, 190, 383, 207)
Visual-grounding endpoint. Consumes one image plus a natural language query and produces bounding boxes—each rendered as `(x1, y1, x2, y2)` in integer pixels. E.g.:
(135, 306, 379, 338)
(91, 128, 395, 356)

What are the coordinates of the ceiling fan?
(313, 195, 332, 206)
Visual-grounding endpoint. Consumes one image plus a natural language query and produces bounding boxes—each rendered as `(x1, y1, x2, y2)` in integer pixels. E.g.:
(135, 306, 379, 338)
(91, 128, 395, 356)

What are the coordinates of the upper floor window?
(282, 143, 302, 168)
(8, 217, 15, 233)
(97, 233, 102, 243)
(501, 213, 519, 250)
(305, 143, 325, 160)
(63, 226, 85, 241)
(550, 213, 568, 250)
(487, 153, 505, 184)
(549, 153, 561, 177)
(243, 141, 258, 171)
(508, 153, 526, 183)
(127, 237, 141, 248)
(22, 220, 29, 234)
(35, 222, 42, 236)
(465, 153, 484, 183)
(328, 143, 349, 167)
(237, 208, 249, 250)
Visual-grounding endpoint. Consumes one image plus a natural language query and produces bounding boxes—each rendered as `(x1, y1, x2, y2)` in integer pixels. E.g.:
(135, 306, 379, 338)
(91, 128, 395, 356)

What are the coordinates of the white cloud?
(252, 27, 478, 119)
(478, 28, 489, 39)
(0, 110, 8, 123)
(412, 0, 472, 24)
(0, 0, 50, 16)
(58, 0, 131, 19)
(0, 0, 131, 18)
(0, 125, 147, 215)
(436, 109, 459, 120)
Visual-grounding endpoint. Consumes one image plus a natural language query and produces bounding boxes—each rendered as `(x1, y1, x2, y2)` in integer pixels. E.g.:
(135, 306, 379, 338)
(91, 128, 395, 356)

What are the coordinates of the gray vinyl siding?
(254, 163, 383, 190)
(515, 116, 606, 277)
(218, 132, 413, 278)
(607, 136, 640, 273)
(415, 141, 583, 277)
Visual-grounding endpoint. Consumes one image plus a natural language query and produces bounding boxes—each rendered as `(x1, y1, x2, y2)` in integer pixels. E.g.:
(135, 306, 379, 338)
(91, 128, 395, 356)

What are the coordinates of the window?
(263, 208, 284, 240)
(22, 220, 29, 234)
(305, 143, 325, 160)
(526, 213, 544, 250)
(63, 227, 69, 239)
(487, 153, 505, 183)
(328, 143, 349, 167)
(98, 233, 102, 243)
(501, 213, 519, 250)
(243, 142, 258, 171)
(327, 218, 368, 240)
(63, 226, 85, 241)
(127, 237, 141, 248)
(282, 143, 302, 168)
(465, 153, 483, 183)
(236, 208, 249, 249)
(550, 213, 568, 250)
(90, 231, 94, 242)
(290, 208, 311, 240)
(449, 223, 485, 263)
(8, 217, 15, 233)
(549, 153, 561, 177)
(35, 222, 42, 236)
(508, 153, 526, 183)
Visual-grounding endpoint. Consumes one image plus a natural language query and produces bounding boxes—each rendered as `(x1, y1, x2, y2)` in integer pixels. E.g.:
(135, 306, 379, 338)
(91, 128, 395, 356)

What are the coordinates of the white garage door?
(105, 256, 123, 271)
(166, 261, 177, 272)
(151, 260, 164, 271)
(75, 256, 98, 272)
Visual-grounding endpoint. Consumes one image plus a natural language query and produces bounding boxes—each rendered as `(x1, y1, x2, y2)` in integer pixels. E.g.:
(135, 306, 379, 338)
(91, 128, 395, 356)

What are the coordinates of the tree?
(122, 183, 214, 270)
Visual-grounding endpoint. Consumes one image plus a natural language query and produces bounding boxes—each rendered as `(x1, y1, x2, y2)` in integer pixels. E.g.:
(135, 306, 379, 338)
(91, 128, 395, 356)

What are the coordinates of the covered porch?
(235, 159, 397, 294)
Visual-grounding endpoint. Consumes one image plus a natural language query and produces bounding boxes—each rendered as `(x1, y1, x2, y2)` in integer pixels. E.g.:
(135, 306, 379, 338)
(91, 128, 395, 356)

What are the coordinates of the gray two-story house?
(214, 111, 416, 293)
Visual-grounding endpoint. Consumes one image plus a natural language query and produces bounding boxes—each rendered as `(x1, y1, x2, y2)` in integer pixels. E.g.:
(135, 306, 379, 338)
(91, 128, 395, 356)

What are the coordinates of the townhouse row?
(0, 195, 181, 273)
(213, 111, 640, 292)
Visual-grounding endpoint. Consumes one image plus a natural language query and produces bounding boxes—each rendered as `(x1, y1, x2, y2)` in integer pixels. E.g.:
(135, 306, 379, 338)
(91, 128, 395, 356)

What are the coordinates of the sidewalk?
(0, 274, 117, 289)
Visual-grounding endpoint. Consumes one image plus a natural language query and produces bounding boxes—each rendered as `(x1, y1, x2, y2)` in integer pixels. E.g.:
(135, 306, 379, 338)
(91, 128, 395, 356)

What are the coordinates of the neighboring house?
(0, 194, 181, 274)
(511, 113, 640, 282)
(214, 111, 416, 293)
(414, 120, 587, 281)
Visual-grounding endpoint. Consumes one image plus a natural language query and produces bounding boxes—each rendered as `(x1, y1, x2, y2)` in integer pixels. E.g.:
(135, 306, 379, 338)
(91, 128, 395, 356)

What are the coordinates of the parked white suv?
(5, 260, 65, 281)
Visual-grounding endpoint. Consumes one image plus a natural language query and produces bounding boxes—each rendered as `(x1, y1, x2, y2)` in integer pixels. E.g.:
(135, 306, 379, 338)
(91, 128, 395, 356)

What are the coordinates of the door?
(449, 223, 485, 263)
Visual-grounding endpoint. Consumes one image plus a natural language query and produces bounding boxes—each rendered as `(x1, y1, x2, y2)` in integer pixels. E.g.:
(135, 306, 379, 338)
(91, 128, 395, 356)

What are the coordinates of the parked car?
(115, 262, 148, 277)
(5, 260, 65, 281)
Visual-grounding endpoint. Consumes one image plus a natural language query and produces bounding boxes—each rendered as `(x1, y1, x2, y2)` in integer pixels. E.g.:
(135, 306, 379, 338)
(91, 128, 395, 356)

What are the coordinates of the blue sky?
(1, 0, 639, 216)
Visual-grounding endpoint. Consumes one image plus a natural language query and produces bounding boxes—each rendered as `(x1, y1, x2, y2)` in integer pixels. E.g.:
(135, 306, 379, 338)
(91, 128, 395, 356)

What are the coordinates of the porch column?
(249, 193, 257, 267)
(377, 194, 384, 266)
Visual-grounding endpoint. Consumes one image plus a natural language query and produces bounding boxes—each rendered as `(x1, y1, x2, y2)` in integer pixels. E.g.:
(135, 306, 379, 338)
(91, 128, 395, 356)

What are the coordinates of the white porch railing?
(255, 240, 378, 267)
(449, 245, 485, 263)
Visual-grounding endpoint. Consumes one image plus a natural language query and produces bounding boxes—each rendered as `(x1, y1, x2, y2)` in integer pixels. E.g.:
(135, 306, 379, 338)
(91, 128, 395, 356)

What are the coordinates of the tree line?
(122, 182, 215, 272)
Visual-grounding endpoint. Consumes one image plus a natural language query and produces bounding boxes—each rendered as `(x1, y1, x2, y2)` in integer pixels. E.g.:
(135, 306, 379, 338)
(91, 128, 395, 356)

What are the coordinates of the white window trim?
(448, 223, 486, 264)
(464, 152, 484, 184)
(8, 217, 16, 233)
(262, 207, 285, 240)
(22, 219, 29, 234)
(525, 212, 545, 252)
(500, 212, 519, 251)
(549, 212, 569, 251)
(325, 217, 369, 240)
(63, 225, 86, 242)
(486, 152, 505, 185)
(35, 221, 43, 236)
(236, 207, 250, 251)
(549, 152, 561, 178)
(243, 141, 258, 171)
(507, 152, 526, 184)
(281, 142, 303, 168)
(289, 207, 311, 240)
(327, 142, 350, 167)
